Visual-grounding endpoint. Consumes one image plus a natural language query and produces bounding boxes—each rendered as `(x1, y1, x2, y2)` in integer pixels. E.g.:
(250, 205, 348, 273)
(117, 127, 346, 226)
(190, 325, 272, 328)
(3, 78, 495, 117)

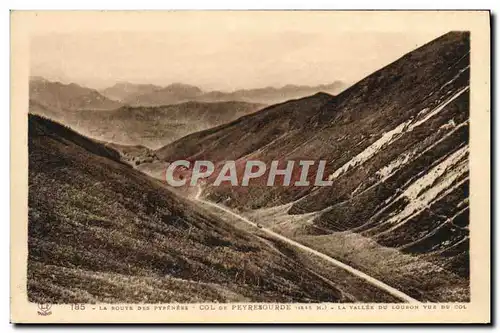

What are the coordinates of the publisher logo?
(37, 303, 52, 316)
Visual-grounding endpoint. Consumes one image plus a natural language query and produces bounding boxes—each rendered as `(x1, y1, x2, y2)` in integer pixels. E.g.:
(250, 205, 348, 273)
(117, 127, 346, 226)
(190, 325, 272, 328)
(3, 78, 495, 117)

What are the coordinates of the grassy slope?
(153, 32, 471, 300)
(28, 114, 353, 303)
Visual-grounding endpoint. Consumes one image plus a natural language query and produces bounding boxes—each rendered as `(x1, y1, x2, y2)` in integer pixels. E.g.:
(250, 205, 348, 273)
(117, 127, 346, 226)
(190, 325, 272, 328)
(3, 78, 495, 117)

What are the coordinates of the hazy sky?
(30, 24, 443, 91)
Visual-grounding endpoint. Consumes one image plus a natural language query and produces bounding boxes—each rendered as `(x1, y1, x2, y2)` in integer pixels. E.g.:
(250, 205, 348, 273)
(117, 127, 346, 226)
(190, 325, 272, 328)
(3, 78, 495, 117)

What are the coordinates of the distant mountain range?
(99, 82, 163, 102)
(29, 76, 122, 111)
(29, 77, 343, 149)
(100, 81, 347, 106)
(29, 77, 263, 148)
(29, 76, 346, 110)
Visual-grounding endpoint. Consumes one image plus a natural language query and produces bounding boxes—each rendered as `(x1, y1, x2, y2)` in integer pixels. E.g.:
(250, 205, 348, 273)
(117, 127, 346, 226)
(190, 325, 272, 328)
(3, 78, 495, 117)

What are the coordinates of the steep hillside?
(40, 101, 263, 149)
(29, 77, 122, 112)
(156, 92, 334, 162)
(155, 31, 470, 299)
(28, 114, 367, 303)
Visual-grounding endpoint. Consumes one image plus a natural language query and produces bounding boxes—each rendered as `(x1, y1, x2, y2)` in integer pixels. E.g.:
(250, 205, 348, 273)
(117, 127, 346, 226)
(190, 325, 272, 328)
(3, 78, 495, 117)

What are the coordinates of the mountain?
(156, 91, 334, 162)
(206, 82, 346, 105)
(102, 81, 346, 106)
(29, 77, 122, 112)
(155, 32, 470, 301)
(100, 82, 162, 102)
(28, 113, 404, 303)
(29, 78, 264, 149)
(34, 101, 263, 149)
(119, 83, 203, 105)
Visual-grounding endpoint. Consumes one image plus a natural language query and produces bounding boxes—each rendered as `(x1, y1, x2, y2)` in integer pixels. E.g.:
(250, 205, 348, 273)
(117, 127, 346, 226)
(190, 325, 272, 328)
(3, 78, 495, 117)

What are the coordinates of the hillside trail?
(192, 186, 420, 303)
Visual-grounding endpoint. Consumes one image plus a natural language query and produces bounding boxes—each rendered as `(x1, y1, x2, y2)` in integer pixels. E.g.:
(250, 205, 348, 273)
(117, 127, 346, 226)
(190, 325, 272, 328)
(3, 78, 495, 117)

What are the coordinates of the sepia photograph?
(10, 10, 490, 323)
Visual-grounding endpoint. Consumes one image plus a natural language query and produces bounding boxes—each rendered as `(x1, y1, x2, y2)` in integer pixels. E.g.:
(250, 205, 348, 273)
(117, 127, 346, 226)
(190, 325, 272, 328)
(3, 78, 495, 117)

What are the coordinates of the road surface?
(194, 188, 420, 303)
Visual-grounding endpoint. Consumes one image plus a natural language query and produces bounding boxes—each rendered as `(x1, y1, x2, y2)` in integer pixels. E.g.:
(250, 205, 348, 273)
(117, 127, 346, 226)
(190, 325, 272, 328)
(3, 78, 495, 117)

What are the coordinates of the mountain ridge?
(100, 80, 346, 106)
(29, 77, 122, 111)
(30, 100, 264, 150)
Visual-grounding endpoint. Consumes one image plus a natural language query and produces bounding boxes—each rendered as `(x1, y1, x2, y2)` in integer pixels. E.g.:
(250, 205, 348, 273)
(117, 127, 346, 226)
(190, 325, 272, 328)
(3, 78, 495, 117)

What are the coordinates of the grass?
(28, 114, 350, 304)
(296, 232, 469, 302)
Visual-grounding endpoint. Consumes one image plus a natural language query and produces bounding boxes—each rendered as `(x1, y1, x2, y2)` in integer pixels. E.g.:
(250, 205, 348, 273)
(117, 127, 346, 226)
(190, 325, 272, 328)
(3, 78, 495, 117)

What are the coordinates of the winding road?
(194, 187, 420, 303)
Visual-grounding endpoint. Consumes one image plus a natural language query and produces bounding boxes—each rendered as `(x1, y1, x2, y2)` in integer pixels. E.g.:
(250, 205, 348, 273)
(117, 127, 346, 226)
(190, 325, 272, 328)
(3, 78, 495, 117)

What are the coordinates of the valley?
(28, 114, 403, 303)
(152, 31, 471, 301)
(30, 99, 263, 149)
(28, 31, 471, 303)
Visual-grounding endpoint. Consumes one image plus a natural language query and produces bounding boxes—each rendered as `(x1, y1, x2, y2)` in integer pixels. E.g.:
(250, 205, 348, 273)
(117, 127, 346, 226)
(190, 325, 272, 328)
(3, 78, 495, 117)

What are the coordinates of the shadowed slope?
(28, 114, 352, 303)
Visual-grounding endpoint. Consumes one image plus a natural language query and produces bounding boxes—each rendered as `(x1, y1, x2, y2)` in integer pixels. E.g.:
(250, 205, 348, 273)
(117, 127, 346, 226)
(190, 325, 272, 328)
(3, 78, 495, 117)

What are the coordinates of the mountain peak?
(29, 78, 122, 111)
(162, 83, 203, 93)
(311, 91, 334, 99)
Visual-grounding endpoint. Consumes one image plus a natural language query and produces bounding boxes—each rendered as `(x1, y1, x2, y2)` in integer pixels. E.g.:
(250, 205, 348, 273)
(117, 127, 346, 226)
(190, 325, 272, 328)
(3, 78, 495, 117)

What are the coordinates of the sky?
(29, 13, 445, 91)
